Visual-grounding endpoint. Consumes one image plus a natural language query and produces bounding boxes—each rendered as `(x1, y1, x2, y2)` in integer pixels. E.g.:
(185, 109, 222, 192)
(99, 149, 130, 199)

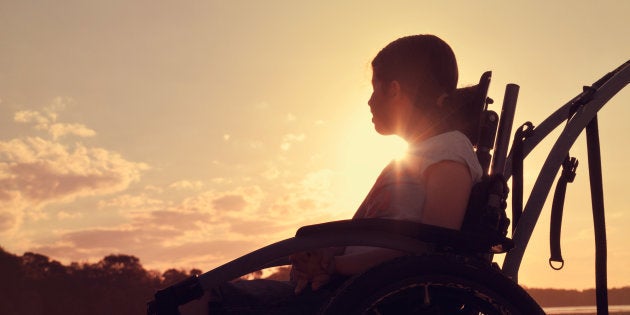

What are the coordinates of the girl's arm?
(334, 160, 472, 276)
(420, 160, 472, 230)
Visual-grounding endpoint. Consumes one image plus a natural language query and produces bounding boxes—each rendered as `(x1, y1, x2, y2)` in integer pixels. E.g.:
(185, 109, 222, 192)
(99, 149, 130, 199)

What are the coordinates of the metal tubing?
(586, 116, 608, 315)
(504, 61, 630, 180)
(503, 94, 585, 180)
(492, 84, 519, 176)
(196, 228, 431, 291)
(502, 62, 630, 280)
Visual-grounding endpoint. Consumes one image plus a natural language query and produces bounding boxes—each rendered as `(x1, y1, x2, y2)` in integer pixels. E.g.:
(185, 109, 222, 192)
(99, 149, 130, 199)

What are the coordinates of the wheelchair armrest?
(148, 219, 512, 314)
(296, 218, 513, 253)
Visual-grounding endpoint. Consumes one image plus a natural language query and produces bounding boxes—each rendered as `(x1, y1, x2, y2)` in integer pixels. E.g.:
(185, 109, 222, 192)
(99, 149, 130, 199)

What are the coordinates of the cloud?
(227, 217, 291, 237)
(142, 210, 213, 230)
(280, 133, 305, 151)
(0, 211, 16, 232)
(169, 180, 204, 191)
(3, 155, 341, 271)
(30, 226, 184, 264)
(0, 138, 147, 203)
(14, 110, 50, 127)
(31, 219, 261, 271)
(212, 194, 247, 212)
(18, 169, 341, 272)
(48, 123, 96, 139)
(61, 227, 152, 249)
(14, 106, 96, 140)
(1, 112, 340, 271)
(0, 191, 29, 234)
(265, 169, 339, 222)
(261, 164, 281, 180)
(56, 211, 83, 220)
(0, 105, 149, 233)
(178, 186, 265, 220)
(98, 193, 165, 218)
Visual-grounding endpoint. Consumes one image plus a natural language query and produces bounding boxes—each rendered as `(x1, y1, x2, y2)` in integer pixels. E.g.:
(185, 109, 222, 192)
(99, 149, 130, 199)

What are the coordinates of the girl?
(208, 34, 483, 314)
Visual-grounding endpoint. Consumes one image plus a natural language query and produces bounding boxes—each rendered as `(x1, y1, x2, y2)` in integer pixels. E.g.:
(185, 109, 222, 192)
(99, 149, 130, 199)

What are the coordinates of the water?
(544, 305, 630, 314)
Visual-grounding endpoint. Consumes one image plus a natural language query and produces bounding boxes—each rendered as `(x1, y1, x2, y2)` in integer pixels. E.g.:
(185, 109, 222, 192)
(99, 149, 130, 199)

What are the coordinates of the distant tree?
(609, 287, 630, 305)
(0, 246, 22, 280)
(527, 287, 595, 307)
(162, 268, 188, 286)
(0, 247, 25, 314)
(21, 252, 66, 279)
(0, 249, 168, 314)
(99, 254, 139, 274)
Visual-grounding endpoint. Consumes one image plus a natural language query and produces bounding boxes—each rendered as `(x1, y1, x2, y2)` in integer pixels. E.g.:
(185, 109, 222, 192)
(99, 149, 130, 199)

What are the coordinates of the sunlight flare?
(334, 105, 408, 215)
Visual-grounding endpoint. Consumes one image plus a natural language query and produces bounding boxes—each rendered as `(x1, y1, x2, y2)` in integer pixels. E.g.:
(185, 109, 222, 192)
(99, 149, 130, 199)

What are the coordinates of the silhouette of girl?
(204, 34, 483, 314)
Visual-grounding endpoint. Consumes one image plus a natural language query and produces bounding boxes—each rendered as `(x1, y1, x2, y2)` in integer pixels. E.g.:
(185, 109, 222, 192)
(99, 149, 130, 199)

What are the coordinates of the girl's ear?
(388, 80, 415, 107)
(386, 80, 403, 98)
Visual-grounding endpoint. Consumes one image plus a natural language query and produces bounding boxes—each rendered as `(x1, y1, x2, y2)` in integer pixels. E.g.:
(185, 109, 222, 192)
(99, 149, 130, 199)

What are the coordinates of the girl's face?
(368, 76, 407, 136)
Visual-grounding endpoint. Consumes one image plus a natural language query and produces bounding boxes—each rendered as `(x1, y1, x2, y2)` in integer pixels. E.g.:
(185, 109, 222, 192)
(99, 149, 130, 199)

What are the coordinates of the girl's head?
(369, 35, 473, 141)
(371, 34, 458, 108)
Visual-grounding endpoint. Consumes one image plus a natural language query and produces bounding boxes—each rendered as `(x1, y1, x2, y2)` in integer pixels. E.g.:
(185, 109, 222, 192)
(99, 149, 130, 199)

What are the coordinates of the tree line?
(527, 286, 630, 308)
(0, 247, 197, 314)
(1, 247, 628, 314)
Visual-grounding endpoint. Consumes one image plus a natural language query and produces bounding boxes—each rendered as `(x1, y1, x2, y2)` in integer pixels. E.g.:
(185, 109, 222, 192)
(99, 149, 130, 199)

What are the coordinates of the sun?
(333, 106, 408, 214)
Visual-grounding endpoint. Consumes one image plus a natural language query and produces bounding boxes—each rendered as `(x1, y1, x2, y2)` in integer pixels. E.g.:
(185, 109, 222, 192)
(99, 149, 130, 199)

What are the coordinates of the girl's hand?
(290, 248, 336, 294)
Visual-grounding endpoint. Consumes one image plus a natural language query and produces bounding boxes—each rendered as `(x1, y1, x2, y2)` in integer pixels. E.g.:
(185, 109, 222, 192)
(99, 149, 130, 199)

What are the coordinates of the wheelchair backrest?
(457, 71, 514, 253)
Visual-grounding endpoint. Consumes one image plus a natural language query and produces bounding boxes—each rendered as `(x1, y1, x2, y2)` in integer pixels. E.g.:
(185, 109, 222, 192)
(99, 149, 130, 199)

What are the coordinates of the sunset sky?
(1, 1, 629, 290)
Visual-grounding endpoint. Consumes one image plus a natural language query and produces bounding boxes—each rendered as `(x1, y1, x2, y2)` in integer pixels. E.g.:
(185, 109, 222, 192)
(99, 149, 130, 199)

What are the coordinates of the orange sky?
(1, 1, 629, 290)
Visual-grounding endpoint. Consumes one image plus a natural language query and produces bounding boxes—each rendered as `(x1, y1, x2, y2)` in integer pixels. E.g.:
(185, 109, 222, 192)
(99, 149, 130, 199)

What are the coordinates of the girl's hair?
(443, 85, 485, 143)
(372, 35, 482, 141)
(372, 34, 458, 102)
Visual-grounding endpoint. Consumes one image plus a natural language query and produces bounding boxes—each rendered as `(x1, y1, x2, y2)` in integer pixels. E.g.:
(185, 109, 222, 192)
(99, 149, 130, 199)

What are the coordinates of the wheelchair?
(148, 60, 630, 315)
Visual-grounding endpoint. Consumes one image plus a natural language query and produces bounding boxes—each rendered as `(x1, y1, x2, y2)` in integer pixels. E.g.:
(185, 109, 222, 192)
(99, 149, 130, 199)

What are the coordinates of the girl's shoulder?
(410, 131, 483, 182)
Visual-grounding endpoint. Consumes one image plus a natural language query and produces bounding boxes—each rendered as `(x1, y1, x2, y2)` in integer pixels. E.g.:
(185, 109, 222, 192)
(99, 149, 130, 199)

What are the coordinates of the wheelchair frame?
(148, 60, 630, 315)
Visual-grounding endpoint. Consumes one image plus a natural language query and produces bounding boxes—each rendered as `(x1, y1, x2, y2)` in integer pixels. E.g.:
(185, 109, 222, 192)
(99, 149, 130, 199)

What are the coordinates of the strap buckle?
(561, 156, 579, 183)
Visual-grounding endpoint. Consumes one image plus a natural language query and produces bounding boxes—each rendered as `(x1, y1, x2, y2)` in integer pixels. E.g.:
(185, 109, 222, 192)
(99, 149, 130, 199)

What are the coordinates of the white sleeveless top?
(346, 131, 483, 254)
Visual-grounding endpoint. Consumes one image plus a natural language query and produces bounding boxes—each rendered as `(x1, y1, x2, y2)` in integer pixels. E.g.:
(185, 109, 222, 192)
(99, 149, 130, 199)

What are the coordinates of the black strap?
(549, 156, 578, 270)
(511, 122, 534, 236)
(585, 116, 609, 314)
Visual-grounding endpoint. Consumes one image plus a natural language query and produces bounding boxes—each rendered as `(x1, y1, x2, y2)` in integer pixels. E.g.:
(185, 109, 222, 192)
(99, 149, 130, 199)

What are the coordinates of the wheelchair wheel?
(320, 254, 543, 315)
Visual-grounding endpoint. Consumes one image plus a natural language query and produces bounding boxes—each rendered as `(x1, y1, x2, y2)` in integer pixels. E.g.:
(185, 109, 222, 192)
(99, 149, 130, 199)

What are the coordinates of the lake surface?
(544, 305, 630, 314)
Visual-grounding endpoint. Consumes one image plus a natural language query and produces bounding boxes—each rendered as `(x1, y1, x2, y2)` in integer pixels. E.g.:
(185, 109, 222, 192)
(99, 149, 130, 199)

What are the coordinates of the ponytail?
(442, 85, 486, 143)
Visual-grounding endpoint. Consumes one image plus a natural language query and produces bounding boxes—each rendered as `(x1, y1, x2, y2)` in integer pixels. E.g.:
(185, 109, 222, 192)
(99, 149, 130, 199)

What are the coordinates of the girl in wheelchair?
(206, 34, 484, 314)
